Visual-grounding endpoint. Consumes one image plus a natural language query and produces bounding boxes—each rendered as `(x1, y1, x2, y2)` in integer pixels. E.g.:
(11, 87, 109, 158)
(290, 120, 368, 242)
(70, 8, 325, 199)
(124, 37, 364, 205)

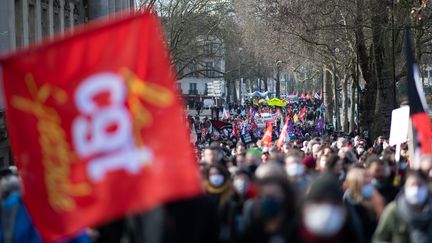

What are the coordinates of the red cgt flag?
(0, 11, 202, 241)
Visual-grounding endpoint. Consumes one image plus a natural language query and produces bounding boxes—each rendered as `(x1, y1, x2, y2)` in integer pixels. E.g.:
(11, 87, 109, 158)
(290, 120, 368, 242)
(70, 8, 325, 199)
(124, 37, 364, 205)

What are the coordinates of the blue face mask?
(259, 196, 282, 220)
(362, 184, 374, 199)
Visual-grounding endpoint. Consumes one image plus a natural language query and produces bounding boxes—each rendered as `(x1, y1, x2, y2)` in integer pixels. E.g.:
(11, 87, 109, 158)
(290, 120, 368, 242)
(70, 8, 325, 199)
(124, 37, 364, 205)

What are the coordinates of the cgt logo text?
(73, 71, 173, 182)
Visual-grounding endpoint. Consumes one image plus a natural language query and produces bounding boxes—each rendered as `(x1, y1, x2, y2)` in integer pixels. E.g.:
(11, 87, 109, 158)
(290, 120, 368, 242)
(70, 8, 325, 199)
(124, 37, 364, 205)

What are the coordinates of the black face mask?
(259, 196, 282, 220)
(372, 178, 386, 189)
(248, 164, 258, 174)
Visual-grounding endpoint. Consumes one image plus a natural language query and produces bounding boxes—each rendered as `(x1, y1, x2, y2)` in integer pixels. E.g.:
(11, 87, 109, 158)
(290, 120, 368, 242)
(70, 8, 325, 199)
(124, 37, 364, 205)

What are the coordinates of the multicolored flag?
(404, 27, 432, 168)
(315, 117, 324, 134)
(277, 115, 290, 149)
(262, 122, 273, 149)
(0, 11, 202, 241)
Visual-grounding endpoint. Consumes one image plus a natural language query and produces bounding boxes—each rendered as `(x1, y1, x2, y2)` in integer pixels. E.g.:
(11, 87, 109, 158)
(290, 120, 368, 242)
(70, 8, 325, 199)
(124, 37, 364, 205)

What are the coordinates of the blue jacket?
(0, 192, 90, 243)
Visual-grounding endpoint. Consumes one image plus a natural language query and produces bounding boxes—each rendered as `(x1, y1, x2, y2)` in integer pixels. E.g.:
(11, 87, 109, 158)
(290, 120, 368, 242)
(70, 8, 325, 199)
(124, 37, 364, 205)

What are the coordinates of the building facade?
(0, 0, 134, 54)
(177, 35, 226, 108)
(0, 0, 134, 167)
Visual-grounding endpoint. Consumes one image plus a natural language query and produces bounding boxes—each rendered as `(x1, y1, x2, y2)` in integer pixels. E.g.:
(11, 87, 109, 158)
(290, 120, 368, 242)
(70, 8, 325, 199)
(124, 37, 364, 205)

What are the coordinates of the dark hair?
(206, 163, 230, 179)
(285, 149, 303, 160)
(366, 155, 383, 168)
(209, 142, 221, 150)
(324, 154, 340, 170)
(405, 170, 428, 183)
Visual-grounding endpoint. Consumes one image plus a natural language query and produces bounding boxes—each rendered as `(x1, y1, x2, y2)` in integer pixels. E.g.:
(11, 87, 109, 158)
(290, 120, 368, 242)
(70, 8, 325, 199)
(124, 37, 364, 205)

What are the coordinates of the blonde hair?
(345, 168, 366, 201)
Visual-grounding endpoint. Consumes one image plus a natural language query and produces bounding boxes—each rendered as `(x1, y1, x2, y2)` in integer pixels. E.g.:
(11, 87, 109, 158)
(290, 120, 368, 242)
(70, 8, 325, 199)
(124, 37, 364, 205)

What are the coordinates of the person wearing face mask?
(343, 168, 385, 242)
(296, 173, 364, 243)
(373, 170, 432, 243)
(204, 164, 232, 208)
(245, 148, 262, 174)
(356, 145, 366, 157)
(242, 162, 297, 243)
(324, 155, 346, 184)
(366, 156, 398, 205)
(420, 155, 432, 191)
(373, 136, 384, 156)
(219, 168, 253, 243)
(285, 152, 312, 195)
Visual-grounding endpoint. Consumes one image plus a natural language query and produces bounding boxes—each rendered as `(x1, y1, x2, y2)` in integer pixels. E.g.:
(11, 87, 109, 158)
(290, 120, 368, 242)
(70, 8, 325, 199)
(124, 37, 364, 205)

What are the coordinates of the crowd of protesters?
(0, 95, 432, 243)
(186, 95, 432, 243)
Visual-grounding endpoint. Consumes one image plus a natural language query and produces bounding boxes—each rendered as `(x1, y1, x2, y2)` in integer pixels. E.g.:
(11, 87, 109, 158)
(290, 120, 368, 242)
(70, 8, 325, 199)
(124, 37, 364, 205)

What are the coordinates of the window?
(189, 83, 198, 95)
(205, 62, 214, 78)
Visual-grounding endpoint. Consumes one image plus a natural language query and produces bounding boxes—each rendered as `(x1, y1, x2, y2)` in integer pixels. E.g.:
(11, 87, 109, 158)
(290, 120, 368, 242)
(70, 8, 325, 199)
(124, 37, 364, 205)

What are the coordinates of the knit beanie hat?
(305, 173, 343, 203)
(303, 156, 316, 169)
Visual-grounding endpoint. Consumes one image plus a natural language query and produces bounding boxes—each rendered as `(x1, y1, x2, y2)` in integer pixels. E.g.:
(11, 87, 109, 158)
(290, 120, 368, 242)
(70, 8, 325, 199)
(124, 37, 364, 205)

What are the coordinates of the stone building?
(0, 0, 135, 53)
(0, 0, 134, 167)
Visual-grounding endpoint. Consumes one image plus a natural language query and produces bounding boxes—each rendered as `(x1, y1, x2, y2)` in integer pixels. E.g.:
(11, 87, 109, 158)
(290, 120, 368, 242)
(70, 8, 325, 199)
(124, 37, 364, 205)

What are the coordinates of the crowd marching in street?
(0, 8, 431, 243)
(182, 92, 432, 243)
(0, 91, 432, 243)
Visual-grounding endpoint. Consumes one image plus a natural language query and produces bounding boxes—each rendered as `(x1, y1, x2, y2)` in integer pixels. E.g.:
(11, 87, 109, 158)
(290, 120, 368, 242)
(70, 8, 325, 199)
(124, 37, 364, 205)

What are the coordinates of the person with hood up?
(219, 168, 253, 243)
(242, 161, 297, 243)
(373, 170, 432, 243)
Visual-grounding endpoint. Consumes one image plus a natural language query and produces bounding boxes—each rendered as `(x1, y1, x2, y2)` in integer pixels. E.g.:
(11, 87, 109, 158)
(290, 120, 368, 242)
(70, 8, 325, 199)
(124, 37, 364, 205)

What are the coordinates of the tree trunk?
(233, 79, 238, 103)
(349, 75, 356, 134)
(370, 1, 394, 140)
(341, 77, 349, 133)
(226, 80, 231, 103)
(332, 66, 340, 131)
(276, 68, 281, 97)
(323, 68, 334, 124)
(356, 0, 376, 142)
(264, 77, 268, 91)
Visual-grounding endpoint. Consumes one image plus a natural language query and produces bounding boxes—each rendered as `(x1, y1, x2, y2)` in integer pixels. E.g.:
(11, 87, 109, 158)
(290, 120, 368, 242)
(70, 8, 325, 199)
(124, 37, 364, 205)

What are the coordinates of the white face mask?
(209, 174, 224, 187)
(303, 204, 347, 237)
(405, 185, 428, 205)
(233, 179, 249, 195)
(286, 163, 305, 177)
(319, 160, 326, 169)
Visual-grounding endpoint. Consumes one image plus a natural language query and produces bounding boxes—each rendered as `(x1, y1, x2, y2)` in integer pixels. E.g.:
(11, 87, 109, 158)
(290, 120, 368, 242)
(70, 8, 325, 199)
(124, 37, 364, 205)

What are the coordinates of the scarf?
(395, 192, 432, 243)
(204, 180, 232, 206)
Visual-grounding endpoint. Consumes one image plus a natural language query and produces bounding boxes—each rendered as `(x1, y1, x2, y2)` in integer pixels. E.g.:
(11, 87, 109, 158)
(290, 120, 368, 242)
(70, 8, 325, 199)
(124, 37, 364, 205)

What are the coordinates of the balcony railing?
(188, 89, 198, 95)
